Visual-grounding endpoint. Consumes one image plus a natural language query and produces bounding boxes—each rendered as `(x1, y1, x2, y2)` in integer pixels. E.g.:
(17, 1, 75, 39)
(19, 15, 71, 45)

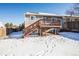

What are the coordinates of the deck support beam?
(54, 28, 58, 35)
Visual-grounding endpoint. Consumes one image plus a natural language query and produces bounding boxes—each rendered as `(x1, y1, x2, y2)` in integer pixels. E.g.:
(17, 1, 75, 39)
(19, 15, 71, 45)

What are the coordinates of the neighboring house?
(0, 22, 6, 38)
(63, 16, 79, 32)
(24, 12, 79, 37)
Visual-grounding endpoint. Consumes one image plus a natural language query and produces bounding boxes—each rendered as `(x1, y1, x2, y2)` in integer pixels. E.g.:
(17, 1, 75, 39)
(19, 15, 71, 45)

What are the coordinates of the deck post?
(55, 28, 56, 35)
(38, 28, 42, 36)
(40, 29, 42, 36)
(55, 28, 58, 35)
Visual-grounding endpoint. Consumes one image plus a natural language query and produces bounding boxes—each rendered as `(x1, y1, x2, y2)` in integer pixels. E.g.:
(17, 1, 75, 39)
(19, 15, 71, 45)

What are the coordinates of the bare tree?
(73, 3, 79, 15)
(66, 3, 79, 16)
(66, 8, 75, 31)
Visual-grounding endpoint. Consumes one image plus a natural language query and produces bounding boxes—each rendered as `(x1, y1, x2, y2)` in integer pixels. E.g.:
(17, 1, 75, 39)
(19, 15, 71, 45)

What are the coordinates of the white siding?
(25, 15, 43, 27)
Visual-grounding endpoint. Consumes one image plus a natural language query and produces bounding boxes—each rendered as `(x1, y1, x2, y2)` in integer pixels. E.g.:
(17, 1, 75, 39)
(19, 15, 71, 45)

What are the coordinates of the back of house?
(24, 12, 62, 37)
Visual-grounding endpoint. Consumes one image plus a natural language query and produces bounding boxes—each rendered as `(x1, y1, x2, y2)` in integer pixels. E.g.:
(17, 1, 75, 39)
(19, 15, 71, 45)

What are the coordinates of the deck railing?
(39, 19, 61, 27)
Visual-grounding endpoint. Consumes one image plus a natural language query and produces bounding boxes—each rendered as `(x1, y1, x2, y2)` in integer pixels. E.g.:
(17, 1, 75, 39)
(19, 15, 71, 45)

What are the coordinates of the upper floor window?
(31, 16, 36, 20)
(51, 17, 56, 22)
(43, 16, 48, 20)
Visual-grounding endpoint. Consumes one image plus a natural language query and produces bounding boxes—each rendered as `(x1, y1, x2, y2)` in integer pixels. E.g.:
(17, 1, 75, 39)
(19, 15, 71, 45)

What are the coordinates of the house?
(63, 16, 79, 32)
(24, 12, 79, 37)
(24, 12, 62, 37)
(0, 22, 6, 38)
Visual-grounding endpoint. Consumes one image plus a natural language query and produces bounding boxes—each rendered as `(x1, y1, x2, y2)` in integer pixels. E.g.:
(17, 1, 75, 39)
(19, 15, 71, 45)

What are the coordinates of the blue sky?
(0, 3, 73, 25)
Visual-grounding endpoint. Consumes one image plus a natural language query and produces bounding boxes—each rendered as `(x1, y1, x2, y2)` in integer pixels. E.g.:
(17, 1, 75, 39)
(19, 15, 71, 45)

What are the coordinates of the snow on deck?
(0, 34, 79, 56)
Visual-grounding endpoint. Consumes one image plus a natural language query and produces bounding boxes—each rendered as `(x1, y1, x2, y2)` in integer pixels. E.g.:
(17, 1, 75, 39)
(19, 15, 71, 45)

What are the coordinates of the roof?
(25, 12, 79, 18)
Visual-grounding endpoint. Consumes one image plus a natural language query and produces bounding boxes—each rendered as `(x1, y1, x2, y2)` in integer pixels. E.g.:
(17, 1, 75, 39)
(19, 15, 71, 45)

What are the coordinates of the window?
(51, 19, 55, 22)
(43, 16, 48, 19)
(51, 17, 56, 22)
(31, 16, 36, 20)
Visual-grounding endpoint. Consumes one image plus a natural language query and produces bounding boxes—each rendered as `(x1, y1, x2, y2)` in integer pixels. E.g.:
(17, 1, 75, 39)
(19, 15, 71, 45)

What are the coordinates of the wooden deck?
(24, 19, 61, 37)
(39, 20, 61, 28)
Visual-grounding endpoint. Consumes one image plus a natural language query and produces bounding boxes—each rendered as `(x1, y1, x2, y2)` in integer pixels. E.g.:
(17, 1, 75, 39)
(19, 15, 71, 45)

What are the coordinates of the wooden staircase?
(24, 19, 41, 37)
(24, 19, 61, 37)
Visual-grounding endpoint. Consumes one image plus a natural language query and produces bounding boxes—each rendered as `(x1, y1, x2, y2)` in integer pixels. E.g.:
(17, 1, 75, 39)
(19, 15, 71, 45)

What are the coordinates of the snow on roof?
(0, 22, 5, 28)
(26, 12, 79, 17)
(38, 12, 56, 15)
(26, 12, 57, 16)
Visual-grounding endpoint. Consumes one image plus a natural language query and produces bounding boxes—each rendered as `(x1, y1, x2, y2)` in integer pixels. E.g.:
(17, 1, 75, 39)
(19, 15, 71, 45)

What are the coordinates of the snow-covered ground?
(59, 32, 79, 41)
(0, 32, 79, 56)
(9, 31, 23, 38)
